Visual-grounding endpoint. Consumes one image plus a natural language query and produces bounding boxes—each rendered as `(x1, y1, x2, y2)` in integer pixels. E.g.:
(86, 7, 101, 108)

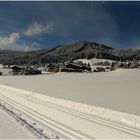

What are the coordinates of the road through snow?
(0, 85, 140, 139)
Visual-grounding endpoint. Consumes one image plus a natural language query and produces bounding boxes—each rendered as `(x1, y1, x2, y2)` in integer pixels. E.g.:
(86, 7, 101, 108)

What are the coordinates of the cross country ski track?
(0, 85, 140, 139)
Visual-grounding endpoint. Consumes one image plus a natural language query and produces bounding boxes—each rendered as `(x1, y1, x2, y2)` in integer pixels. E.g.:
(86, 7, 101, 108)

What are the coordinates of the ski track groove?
(0, 85, 140, 138)
(0, 90, 91, 139)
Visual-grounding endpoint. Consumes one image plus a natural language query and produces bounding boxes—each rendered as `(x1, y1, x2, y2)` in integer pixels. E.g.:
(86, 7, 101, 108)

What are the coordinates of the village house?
(66, 63, 82, 70)
(24, 67, 41, 75)
(60, 67, 82, 72)
(11, 65, 25, 75)
(47, 64, 60, 72)
(63, 62, 91, 72)
(127, 61, 138, 69)
(110, 62, 118, 71)
(117, 61, 138, 69)
(80, 65, 91, 72)
(11, 65, 42, 75)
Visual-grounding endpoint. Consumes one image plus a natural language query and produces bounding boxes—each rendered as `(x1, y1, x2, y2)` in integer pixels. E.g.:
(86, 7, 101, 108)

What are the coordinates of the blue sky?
(0, 1, 140, 51)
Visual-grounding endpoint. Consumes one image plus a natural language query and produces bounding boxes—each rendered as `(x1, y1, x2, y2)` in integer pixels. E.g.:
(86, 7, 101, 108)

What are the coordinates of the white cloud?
(24, 21, 54, 37)
(0, 33, 19, 48)
(0, 32, 40, 51)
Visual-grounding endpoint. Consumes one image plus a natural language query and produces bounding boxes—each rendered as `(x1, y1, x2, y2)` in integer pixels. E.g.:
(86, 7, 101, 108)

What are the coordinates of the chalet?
(11, 65, 25, 75)
(47, 64, 59, 72)
(80, 65, 91, 72)
(60, 67, 82, 72)
(65, 62, 91, 72)
(66, 63, 81, 69)
(110, 62, 118, 71)
(24, 67, 41, 75)
(127, 61, 138, 69)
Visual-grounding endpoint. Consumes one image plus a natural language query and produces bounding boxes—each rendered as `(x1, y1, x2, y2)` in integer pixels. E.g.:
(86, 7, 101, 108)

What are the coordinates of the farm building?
(47, 64, 60, 72)
(11, 65, 25, 75)
(65, 62, 91, 72)
(24, 67, 41, 75)
(60, 67, 83, 72)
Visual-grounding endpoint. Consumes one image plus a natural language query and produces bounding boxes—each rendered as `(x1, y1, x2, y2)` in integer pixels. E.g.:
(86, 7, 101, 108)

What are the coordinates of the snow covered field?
(0, 68, 140, 115)
(0, 68, 140, 138)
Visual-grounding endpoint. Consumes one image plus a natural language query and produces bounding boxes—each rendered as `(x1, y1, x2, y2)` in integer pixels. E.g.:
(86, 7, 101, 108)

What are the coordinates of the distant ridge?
(0, 41, 140, 65)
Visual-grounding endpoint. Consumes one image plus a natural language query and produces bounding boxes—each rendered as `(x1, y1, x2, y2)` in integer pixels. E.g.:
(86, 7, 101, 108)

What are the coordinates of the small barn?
(80, 65, 91, 72)
(66, 63, 81, 70)
(127, 61, 138, 69)
(11, 65, 25, 75)
(47, 64, 59, 72)
(65, 62, 91, 72)
(24, 67, 41, 75)
(60, 67, 83, 72)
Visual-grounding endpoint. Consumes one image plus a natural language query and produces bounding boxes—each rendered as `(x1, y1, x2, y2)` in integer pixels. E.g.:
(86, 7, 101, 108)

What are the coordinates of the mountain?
(0, 41, 140, 65)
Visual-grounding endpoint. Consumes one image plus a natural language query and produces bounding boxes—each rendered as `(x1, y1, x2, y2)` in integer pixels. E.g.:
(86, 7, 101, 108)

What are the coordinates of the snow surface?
(0, 68, 140, 116)
(0, 85, 140, 139)
(74, 58, 115, 64)
(0, 107, 36, 139)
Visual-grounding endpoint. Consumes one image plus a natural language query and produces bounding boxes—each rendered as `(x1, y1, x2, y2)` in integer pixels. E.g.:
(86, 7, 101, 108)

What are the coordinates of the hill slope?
(0, 41, 140, 65)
